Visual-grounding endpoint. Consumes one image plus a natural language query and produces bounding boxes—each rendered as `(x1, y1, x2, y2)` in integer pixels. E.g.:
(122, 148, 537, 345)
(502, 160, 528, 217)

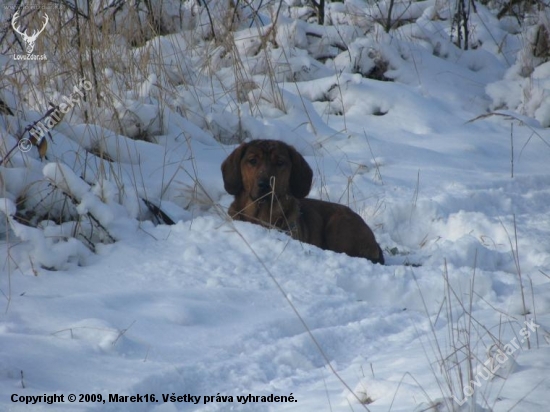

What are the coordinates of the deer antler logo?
(12, 11, 49, 54)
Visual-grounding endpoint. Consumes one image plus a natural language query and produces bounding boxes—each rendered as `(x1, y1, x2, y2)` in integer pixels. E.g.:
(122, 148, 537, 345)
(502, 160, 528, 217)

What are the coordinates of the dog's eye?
(248, 158, 258, 166)
(275, 160, 286, 167)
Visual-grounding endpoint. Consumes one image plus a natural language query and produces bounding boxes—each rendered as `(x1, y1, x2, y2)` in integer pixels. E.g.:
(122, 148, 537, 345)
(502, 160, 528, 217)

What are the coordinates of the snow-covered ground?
(1, 1, 550, 411)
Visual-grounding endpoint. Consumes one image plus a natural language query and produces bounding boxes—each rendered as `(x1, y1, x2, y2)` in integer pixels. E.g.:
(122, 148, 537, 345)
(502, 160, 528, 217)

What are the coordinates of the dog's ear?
(288, 145, 313, 198)
(221, 143, 248, 195)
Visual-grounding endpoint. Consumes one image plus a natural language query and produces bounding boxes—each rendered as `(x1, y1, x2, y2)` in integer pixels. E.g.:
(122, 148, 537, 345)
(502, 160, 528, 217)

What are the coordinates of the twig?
(467, 111, 550, 149)
(202, 0, 217, 41)
(510, 123, 514, 178)
(112, 320, 136, 346)
(363, 130, 383, 184)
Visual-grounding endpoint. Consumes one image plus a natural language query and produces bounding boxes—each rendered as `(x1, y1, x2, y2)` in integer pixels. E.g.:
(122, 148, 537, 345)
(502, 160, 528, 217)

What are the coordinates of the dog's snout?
(258, 179, 271, 192)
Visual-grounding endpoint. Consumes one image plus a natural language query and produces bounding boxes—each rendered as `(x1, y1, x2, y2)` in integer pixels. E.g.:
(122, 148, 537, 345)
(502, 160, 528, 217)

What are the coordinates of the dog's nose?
(258, 179, 271, 192)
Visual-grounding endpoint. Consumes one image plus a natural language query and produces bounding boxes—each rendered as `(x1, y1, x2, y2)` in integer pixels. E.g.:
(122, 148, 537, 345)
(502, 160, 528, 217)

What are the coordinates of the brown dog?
(221, 139, 384, 264)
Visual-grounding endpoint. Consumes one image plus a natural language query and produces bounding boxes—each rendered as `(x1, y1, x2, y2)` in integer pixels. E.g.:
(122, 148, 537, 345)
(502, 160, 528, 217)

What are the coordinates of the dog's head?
(221, 140, 313, 201)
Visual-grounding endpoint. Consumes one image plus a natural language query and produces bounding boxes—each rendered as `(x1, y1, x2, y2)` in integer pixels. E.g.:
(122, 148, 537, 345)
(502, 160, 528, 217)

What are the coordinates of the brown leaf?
(37, 139, 48, 159)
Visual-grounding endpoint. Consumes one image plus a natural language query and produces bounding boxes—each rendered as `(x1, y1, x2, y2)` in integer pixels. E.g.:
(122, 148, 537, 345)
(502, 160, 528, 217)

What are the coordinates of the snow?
(1, 0, 550, 411)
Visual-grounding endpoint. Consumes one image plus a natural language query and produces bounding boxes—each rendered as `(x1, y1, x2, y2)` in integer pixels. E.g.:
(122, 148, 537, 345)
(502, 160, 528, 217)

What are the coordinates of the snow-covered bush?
(487, 9, 550, 126)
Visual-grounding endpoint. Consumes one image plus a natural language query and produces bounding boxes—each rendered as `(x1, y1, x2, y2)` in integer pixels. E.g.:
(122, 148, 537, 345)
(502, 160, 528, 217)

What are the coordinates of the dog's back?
(297, 198, 384, 264)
